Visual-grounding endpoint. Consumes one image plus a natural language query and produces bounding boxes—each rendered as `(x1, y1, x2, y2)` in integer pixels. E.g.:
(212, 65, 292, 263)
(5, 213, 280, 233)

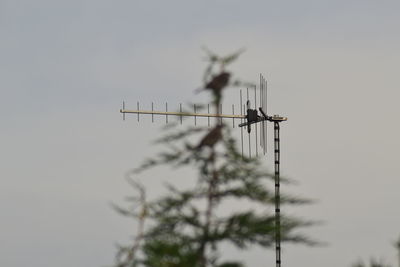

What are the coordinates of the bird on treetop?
(196, 71, 231, 95)
(205, 72, 230, 93)
(196, 125, 224, 150)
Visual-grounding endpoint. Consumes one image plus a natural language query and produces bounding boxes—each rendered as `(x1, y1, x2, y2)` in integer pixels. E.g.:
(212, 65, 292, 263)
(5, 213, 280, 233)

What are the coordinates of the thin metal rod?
(180, 104, 182, 124)
(262, 76, 267, 155)
(265, 78, 268, 154)
(120, 109, 245, 119)
(232, 104, 235, 128)
(265, 78, 268, 119)
(207, 104, 210, 127)
(219, 104, 223, 125)
(151, 102, 154, 123)
(254, 86, 258, 156)
(194, 104, 197, 125)
(260, 74, 263, 151)
(264, 79, 268, 153)
(122, 101, 125, 121)
(137, 102, 139, 122)
(165, 102, 168, 124)
(264, 76, 266, 110)
(246, 88, 251, 158)
(260, 74, 263, 111)
(240, 90, 244, 158)
(246, 104, 251, 158)
(274, 121, 281, 267)
(262, 123, 266, 155)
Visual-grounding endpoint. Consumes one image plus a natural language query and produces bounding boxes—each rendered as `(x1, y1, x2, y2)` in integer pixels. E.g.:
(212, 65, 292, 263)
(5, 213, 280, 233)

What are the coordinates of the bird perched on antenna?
(196, 125, 223, 150)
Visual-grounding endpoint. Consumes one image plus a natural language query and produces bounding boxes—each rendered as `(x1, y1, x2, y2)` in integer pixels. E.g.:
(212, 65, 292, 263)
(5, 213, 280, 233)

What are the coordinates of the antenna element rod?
(240, 90, 244, 158)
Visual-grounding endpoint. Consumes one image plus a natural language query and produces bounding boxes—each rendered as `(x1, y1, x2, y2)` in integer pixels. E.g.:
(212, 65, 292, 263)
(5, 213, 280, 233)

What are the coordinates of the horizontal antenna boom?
(120, 109, 245, 119)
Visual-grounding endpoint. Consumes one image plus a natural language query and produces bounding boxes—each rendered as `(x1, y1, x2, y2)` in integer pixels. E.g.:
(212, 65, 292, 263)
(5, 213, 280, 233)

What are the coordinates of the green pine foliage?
(114, 50, 315, 267)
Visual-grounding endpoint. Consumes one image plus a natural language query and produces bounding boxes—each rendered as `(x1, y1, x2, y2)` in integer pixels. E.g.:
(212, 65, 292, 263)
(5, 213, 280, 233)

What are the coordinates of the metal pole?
(274, 121, 281, 267)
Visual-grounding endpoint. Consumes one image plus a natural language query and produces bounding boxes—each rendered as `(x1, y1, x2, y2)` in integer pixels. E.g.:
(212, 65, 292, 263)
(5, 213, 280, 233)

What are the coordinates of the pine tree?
(114, 50, 315, 267)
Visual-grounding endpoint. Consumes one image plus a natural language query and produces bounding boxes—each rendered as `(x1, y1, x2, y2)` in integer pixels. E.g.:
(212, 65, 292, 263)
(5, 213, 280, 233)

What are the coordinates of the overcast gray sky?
(1, 1, 400, 266)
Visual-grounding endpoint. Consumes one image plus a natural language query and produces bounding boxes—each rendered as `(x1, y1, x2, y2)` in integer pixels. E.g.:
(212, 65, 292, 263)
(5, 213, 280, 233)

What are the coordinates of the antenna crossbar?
(120, 109, 245, 119)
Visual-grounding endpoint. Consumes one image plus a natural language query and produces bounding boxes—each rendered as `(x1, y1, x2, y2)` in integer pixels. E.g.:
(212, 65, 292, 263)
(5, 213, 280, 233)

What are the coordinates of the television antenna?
(120, 74, 287, 267)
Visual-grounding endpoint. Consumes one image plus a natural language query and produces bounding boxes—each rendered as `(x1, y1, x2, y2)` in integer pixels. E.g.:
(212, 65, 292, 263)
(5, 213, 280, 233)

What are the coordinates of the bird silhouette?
(196, 71, 231, 106)
(196, 71, 231, 95)
(205, 72, 230, 93)
(196, 125, 223, 150)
